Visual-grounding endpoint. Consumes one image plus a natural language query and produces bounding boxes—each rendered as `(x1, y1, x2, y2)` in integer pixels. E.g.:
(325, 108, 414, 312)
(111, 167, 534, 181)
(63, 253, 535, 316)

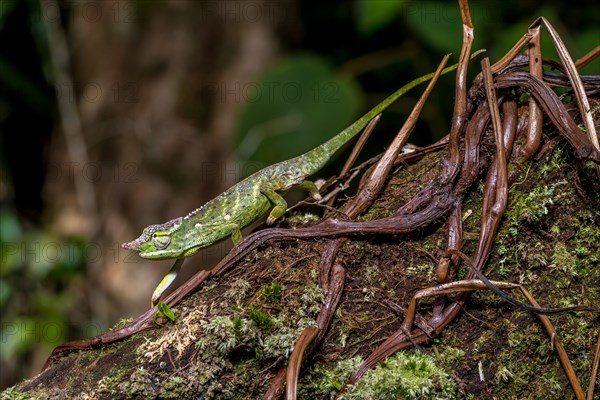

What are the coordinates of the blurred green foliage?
(0, 207, 89, 377)
(234, 55, 362, 172)
(235, 1, 598, 176)
(356, 0, 407, 36)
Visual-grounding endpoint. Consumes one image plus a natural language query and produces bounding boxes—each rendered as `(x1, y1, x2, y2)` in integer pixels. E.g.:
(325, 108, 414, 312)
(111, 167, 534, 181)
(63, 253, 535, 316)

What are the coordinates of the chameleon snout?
(121, 238, 142, 251)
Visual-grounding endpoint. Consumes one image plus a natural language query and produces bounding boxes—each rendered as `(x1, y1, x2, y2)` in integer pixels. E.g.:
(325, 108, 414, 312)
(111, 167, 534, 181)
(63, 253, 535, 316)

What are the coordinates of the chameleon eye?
(153, 234, 171, 249)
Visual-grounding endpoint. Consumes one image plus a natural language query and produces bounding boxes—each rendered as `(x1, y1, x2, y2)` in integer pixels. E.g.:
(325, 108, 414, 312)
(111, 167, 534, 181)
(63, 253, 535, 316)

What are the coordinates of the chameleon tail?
(305, 49, 486, 170)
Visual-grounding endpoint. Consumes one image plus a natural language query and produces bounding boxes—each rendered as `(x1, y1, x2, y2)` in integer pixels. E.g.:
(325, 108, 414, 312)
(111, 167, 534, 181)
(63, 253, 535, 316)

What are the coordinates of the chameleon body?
(122, 52, 483, 306)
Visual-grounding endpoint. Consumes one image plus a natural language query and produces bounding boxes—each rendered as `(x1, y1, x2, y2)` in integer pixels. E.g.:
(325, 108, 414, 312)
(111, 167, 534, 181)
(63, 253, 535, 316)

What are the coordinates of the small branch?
(521, 24, 543, 157)
(588, 332, 600, 400)
(539, 17, 600, 178)
(575, 45, 600, 70)
(440, 0, 474, 182)
(327, 114, 382, 207)
(286, 327, 320, 400)
(491, 33, 533, 72)
(519, 288, 586, 400)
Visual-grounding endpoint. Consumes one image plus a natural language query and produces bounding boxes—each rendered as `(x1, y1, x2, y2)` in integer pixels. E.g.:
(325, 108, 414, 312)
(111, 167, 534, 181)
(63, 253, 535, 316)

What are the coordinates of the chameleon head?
(121, 217, 184, 259)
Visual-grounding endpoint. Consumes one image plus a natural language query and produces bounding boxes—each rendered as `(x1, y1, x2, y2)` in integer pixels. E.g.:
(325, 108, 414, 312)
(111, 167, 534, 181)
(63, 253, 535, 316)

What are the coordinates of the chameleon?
(122, 51, 485, 306)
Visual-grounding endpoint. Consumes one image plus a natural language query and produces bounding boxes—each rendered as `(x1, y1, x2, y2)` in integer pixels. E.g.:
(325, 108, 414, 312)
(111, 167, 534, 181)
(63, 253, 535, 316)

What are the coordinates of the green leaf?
(356, 0, 406, 36)
(156, 302, 175, 322)
(234, 55, 362, 176)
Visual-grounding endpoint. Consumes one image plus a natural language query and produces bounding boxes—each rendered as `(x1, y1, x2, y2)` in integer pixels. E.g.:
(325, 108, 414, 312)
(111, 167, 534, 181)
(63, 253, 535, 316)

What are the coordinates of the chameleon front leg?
(151, 258, 184, 307)
(296, 180, 322, 201)
(260, 186, 288, 224)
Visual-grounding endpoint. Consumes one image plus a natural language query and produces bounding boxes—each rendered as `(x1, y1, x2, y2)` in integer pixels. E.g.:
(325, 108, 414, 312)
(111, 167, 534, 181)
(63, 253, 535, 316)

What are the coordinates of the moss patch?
(340, 351, 456, 399)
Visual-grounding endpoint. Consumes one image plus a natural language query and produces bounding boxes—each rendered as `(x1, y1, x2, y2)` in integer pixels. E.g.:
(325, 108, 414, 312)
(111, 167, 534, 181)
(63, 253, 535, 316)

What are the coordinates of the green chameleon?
(122, 53, 482, 306)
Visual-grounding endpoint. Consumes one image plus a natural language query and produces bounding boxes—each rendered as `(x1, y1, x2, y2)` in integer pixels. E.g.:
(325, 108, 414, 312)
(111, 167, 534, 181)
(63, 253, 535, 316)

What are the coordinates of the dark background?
(0, 0, 598, 389)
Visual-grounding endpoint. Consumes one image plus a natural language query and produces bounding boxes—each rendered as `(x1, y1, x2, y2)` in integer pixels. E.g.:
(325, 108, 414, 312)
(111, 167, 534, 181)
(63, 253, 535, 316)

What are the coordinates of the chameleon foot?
(261, 187, 288, 224)
(297, 180, 322, 201)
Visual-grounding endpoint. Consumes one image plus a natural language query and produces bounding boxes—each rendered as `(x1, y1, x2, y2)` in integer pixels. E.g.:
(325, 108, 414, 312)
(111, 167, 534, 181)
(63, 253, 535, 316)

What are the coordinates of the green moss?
(298, 356, 364, 398)
(96, 375, 121, 398)
(199, 316, 240, 354)
(340, 351, 456, 399)
(284, 212, 320, 225)
(405, 262, 435, 281)
(249, 305, 275, 332)
(0, 387, 40, 400)
(119, 367, 155, 399)
(550, 242, 578, 276)
(110, 318, 134, 330)
(361, 261, 376, 284)
(184, 266, 324, 397)
(223, 279, 252, 304)
(571, 221, 600, 274)
(262, 326, 302, 358)
(508, 184, 555, 226)
(158, 376, 195, 399)
(435, 344, 466, 370)
(494, 364, 515, 383)
(262, 282, 284, 303)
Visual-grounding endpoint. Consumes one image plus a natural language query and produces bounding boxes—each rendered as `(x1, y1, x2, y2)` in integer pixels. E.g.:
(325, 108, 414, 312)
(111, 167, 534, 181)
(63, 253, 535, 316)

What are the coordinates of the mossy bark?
(5, 112, 600, 399)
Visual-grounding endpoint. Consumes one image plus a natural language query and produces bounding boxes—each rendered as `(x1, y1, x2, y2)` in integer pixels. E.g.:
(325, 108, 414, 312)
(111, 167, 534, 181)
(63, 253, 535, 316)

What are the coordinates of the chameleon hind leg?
(262, 180, 322, 224)
(228, 223, 243, 245)
(151, 258, 184, 307)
